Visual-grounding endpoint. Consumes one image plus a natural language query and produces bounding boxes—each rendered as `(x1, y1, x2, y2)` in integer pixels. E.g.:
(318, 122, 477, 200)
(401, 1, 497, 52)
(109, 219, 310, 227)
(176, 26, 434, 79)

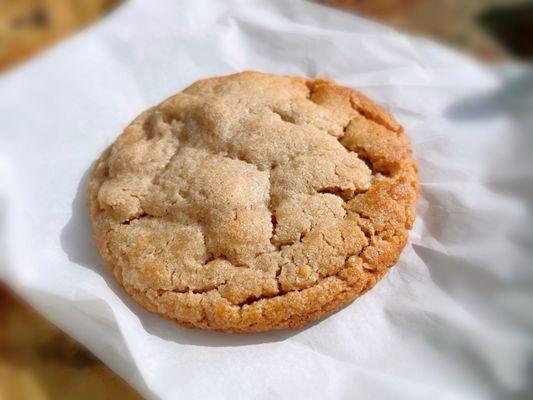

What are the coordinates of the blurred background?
(0, 0, 531, 399)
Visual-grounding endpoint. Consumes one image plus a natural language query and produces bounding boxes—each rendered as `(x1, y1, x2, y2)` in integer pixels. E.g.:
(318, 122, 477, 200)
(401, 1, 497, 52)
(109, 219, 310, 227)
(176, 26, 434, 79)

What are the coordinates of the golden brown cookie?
(87, 71, 418, 333)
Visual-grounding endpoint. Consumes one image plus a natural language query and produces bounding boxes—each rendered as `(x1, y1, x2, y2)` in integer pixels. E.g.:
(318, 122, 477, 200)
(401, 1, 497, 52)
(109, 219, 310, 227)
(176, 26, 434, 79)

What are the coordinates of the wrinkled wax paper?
(1, 0, 532, 399)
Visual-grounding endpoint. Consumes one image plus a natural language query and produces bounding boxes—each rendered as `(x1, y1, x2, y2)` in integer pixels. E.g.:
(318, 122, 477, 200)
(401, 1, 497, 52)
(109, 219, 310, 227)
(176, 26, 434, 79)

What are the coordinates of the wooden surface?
(0, 0, 122, 71)
(0, 285, 142, 400)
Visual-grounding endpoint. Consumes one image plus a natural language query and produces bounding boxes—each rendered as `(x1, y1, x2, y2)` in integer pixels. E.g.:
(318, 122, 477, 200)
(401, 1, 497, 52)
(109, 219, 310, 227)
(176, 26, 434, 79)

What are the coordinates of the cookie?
(87, 71, 418, 333)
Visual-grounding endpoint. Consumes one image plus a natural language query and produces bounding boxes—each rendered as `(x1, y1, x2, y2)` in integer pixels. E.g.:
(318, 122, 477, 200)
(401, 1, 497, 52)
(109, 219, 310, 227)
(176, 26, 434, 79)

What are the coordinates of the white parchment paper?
(1, 0, 532, 399)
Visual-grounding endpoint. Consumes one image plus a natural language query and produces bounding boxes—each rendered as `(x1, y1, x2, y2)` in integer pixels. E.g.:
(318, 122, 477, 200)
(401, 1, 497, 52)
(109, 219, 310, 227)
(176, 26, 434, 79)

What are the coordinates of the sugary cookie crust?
(87, 71, 418, 332)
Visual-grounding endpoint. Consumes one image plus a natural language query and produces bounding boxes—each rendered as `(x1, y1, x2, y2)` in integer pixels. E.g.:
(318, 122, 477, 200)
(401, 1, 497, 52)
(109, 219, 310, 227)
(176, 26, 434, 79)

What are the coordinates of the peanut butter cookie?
(87, 71, 418, 332)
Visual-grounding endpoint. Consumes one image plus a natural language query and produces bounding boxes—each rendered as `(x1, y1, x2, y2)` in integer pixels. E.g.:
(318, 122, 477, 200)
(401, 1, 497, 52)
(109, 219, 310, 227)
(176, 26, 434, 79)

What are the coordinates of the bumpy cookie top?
(88, 71, 418, 332)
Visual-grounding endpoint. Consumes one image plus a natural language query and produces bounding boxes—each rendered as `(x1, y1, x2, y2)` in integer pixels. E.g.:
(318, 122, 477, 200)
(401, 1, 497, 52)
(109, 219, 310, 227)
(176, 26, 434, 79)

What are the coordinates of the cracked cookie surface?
(87, 71, 418, 332)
